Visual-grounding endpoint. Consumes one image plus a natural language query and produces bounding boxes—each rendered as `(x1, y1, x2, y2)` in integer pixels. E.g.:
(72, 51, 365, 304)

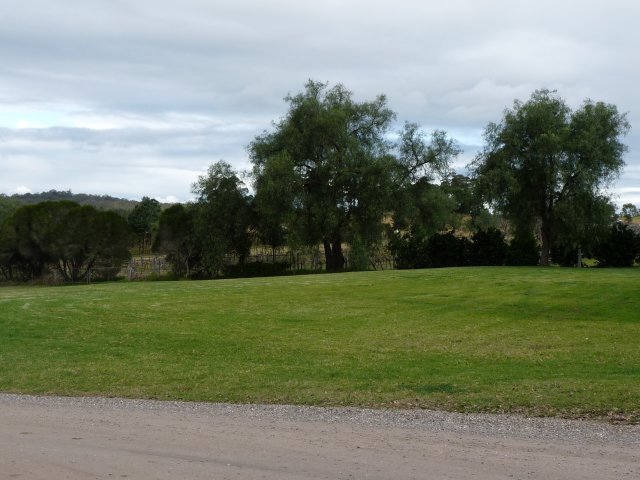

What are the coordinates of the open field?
(1, 267, 639, 420)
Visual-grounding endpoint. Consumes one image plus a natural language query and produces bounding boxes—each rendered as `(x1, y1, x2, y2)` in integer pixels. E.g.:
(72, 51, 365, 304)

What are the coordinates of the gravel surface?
(2, 393, 639, 479)
(2, 393, 638, 445)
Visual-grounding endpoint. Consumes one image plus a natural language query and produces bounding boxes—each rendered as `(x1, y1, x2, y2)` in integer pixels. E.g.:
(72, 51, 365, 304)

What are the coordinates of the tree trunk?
(323, 239, 333, 270)
(576, 246, 582, 268)
(539, 213, 552, 266)
(324, 235, 345, 271)
(332, 236, 345, 270)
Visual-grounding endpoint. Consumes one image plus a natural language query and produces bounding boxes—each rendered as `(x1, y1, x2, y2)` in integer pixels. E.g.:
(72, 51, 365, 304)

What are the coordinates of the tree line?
(1, 81, 638, 282)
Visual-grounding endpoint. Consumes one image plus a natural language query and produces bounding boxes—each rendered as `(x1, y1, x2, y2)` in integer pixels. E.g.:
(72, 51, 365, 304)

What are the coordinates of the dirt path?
(1, 394, 638, 479)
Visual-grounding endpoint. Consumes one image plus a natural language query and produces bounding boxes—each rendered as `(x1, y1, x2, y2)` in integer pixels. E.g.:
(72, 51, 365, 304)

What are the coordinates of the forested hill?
(2, 190, 139, 215)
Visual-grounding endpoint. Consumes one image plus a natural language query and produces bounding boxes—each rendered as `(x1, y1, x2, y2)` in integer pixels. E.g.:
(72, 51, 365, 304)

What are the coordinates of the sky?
(1, 0, 638, 206)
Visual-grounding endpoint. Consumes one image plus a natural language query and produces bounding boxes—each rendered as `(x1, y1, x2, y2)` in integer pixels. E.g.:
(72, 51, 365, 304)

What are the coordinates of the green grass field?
(1, 267, 639, 421)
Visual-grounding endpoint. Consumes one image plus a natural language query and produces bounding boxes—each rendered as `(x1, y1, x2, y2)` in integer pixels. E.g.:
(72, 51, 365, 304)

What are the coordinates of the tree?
(252, 152, 298, 261)
(5, 201, 132, 282)
(621, 203, 639, 223)
(551, 194, 615, 266)
(471, 90, 629, 265)
(250, 81, 395, 270)
(192, 161, 253, 277)
(128, 196, 161, 253)
(250, 80, 459, 270)
(0, 195, 19, 225)
(0, 218, 24, 280)
(153, 204, 200, 278)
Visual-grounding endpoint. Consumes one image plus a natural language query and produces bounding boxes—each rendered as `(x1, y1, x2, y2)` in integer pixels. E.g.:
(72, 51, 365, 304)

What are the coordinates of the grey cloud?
(0, 0, 638, 201)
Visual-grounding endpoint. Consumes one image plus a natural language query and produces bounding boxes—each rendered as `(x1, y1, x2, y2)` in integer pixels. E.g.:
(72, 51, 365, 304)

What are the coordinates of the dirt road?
(1, 394, 638, 479)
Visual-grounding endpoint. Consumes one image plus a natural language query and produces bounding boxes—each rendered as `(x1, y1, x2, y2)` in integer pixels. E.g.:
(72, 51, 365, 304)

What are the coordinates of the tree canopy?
(0, 201, 132, 281)
(192, 161, 253, 277)
(128, 196, 161, 253)
(471, 89, 629, 265)
(250, 80, 460, 270)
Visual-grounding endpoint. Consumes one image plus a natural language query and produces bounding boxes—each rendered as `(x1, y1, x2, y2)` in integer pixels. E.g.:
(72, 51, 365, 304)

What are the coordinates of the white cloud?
(11, 186, 32, 195)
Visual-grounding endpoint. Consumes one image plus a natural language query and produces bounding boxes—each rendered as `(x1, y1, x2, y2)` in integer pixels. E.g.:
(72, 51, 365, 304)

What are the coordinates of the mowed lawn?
(1, 267, 639, 420)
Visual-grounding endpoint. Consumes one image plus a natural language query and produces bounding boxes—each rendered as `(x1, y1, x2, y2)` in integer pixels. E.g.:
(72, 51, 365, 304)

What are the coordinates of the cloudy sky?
(1, 0, 638, 206)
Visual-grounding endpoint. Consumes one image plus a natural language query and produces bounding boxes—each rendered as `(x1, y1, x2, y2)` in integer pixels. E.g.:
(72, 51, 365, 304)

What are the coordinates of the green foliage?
(128, 196, 161, 253)
(222, 261, 291, 278)
(252, 152, 297, 251)
(2, 268, 639, 419)
(621, 203, 639, 223)
(389, 230, 471, 268)
(440, 174, 478, 216)
(1, 201, 132, 282)
(505, 231, 540, 266)
(594, 223, 640, 267)
(192, 161, 253, 277)
(0, 219, 24, 280)
(7, 189, 138, 216)
(470, 228, 507, 266)
(393, 180, 459, 237)
(425, 232, 471, 268)
(472, 89, 629, 265)
(0, 195, 19, 225)
(387, 228, 428, 269)
(551, 193, 615, 266)
(153, 204, 200, 278)
(250, 80, 396, 270)
(250, 80, 460, 271)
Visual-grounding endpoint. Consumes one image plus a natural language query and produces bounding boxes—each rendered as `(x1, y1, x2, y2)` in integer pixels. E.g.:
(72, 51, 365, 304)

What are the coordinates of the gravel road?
(1, 393, 638, 479)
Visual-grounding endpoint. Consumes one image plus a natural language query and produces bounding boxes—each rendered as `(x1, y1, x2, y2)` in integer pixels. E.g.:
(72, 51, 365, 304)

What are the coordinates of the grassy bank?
(1, 267, 638, 421)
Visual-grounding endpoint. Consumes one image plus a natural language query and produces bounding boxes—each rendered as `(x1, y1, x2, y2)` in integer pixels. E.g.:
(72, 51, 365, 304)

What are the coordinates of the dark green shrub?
(223, 261, 291, 278)
(506, 232, 540, 266)
(387, 229, 430, 269)
(594, 223, 640, 267)
(470, 228, 507, 266)
(426, 232, 471, 268)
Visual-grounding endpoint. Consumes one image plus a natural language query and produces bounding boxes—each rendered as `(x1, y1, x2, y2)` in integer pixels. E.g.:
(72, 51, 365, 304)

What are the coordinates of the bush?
(223, 261, 291, 278)
(426, 232, 471, 268)
(594, 223, 640, 267)
(506, 232, 540, 266)
(470, 228, 507, 266)
(387, 230, 430, 269)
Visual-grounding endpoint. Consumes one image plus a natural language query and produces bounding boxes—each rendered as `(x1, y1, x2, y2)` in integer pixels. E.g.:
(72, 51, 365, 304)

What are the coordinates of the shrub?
(470, 228, 507, 266)
(426, 232, 471, 268)
(223, 261, 291, 278)
(506, 232, 540, 266)
(594, 223, 640, 267)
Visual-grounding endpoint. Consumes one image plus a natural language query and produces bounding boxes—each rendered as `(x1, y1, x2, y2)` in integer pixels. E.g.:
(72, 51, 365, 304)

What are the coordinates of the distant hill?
(1, 190, 140, 217)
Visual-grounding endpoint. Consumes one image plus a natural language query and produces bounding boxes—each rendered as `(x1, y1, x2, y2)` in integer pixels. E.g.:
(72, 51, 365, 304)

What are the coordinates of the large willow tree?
(250, 80, 459, 270)
(471, 89, 629, 265)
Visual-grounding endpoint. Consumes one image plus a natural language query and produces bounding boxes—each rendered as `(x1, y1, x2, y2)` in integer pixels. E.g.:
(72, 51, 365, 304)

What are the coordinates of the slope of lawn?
(1, 267, 639, 421)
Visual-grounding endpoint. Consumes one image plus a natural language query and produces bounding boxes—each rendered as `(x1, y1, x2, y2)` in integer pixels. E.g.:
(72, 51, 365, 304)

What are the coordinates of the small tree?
(5, 201, 132, 282)
(192, 161, 253, 277)
(621, 203, 639, 223)
(153, 204, 200, 278)
(128, 196, 161, 254)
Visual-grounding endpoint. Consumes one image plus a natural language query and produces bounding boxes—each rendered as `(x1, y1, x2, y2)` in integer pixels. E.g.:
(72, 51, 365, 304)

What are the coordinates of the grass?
(1, 267, 639, 421)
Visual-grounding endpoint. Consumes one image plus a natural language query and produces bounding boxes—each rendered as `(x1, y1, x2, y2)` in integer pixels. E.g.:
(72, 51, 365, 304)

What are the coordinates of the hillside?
(2, 190, 139, 214)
